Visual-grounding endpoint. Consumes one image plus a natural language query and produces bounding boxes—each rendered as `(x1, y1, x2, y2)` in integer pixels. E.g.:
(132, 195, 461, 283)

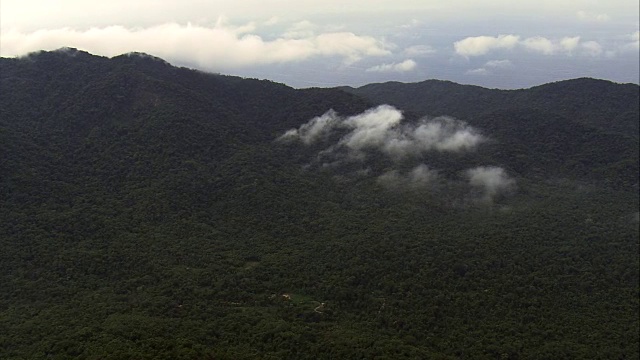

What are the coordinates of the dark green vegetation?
(1, 48, 638, 359)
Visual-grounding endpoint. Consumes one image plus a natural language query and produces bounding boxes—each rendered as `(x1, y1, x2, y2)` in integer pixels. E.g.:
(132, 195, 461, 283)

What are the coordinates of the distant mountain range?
(1, 49, 638, 359)
(342, 77, 639, 136)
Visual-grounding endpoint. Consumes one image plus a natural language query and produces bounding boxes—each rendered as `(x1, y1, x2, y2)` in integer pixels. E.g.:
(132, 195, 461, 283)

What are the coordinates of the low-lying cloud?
(280, 105, 484, 159)
(466, 166, 516, 202)
(384, 116, 485, 156)
(281, 106, 516, 205)
(377, 164, 439, 190)
(280, 109, 341, 145)
(342, 105, 405, 151)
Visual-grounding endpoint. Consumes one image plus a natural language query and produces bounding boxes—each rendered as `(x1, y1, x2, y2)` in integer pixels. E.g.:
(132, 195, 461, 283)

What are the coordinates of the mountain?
(1, 49, 638, 359)
(341, 78, 640, 136)
(341, 78, 639, 189)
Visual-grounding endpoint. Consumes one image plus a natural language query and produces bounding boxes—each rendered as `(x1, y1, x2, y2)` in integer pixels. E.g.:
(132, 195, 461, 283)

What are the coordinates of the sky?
(1, 0, 638, 88)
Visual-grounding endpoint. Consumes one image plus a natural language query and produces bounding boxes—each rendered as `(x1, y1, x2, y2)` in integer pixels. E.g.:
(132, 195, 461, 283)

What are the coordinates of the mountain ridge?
(340, 76, 639, 137)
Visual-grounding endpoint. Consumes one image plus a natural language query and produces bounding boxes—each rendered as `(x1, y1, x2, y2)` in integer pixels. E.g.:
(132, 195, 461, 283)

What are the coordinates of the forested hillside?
(1, 49, 638, 359)
(342, 78, 639, 190)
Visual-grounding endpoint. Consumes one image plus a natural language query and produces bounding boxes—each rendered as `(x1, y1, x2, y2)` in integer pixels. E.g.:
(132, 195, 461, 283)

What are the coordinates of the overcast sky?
(1, 0, 638, 88)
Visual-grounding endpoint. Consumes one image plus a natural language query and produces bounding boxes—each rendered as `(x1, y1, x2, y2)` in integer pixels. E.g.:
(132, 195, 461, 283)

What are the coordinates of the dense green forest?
(1, 48, 638, 359)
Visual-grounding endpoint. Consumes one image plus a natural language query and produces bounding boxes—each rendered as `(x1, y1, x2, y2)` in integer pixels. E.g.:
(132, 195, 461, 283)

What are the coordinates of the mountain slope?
(1, 49, 638, 359)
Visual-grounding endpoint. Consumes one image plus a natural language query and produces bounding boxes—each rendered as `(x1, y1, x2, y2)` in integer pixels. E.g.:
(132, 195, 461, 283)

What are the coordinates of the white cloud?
(281, 107, 520, 202)
(485, 59, 512, 68)
(410, 164, 438, 184)
(522, 36, 602, 56)
(387, 115, 485, 155)
(403, 45, 436, 56)
(282, 20, 317, 39)
(625, 30, 639, 50)
(608, 31, 640, 56)
(466, 59, 512, 76)
(313, 32, 392, 64)
(263, 16, 280, 26)
(342, 105, 404, 150)
(577, 10, 610, 23)
(278, 109, 340, 145)
(466, 68, 488, 76)
(0, 22, 391, 69)
(559, 36, 580, 52)
(521, 36, 555, 55)
(366, 59, 417, 73)
(377, 114, 485, 157)
(377, 164, 439, 189)
(522, 36, 582, 55)
(581, 41, 603, 56)
(399, 19, 421, 29)
(453, 34, 520, 57)
(466, 166, 515, 202)
(410, 118, 484, 152)
(455, 34, 603, 57)
(1, 0, 637, 89)
(282, 106, 484, 161)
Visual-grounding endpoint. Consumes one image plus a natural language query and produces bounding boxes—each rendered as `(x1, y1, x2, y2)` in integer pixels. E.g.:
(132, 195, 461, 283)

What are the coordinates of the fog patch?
(342, 105, 404, 149)
(384, 116, 484, 157)
(278, 109, 340, 144)
(377, 164, 439, 190)
(465, 166, 516, 202)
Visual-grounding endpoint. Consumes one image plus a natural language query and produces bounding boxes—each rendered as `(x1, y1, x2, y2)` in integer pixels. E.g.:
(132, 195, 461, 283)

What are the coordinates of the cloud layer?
(1, 11, 637, 89)
(466, 166, 516, 202)
(0, 22, 391, 69)
(1, 0, 638, 89)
